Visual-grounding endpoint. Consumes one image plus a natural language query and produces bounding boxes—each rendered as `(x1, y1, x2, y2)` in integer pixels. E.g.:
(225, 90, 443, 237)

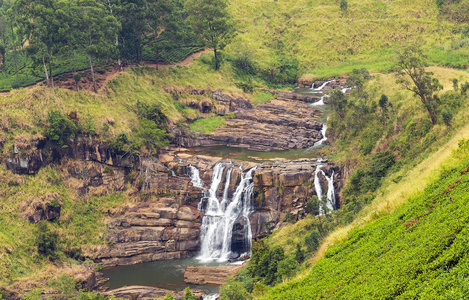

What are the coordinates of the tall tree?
(394, 46, 443, 125)
(144, 0, 173, 68)
(72, 0, 119, 92)
(116, 0, 147, 62)
(10, 0, 69, 86)
(185, 0, 234, 70)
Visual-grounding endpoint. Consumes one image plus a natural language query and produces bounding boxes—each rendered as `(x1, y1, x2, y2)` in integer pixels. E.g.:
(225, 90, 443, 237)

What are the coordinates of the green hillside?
(228, 0, 468, 76)
(258, 137, 469, 299)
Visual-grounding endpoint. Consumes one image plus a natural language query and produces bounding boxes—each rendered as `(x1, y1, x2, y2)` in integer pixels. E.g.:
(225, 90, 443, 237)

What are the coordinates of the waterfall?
(312, 95, 327, 106)
(203, 294, 220, 300)
(313, 165, 336, 215)
(314, 124, 328, 146)
(189, 165, 204, 188)
(311, 80, 334, 91)
(198, 162, 256, 262)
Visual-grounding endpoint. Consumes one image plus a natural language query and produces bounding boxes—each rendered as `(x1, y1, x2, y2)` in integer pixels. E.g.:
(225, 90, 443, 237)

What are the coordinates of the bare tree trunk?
(155, 48, 159, 70)
(89, 55, 97, 93)
(427, 106, 437, 125)
(49, 60, 54, 87)
(214, 47, 219, 70)
(72, 49, 76, 73)
(116, 36, 122, 71)
(42, 56, 50, 86)
(420, 96, 437, 125)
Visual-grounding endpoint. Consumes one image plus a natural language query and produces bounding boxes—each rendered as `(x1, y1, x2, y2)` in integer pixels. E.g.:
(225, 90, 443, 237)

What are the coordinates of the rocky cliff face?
(173, 94, 324, 151)
(251, 161, 341, 239)
(1, 92, 342, 269)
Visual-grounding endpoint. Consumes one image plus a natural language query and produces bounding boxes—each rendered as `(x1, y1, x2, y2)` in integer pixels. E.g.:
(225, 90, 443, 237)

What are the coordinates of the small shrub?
(135, 101, 168, 128)
(110, 133, 130, 154)
(36, 222, 59, 261)
(132, 119, 169, 154)
(305, 231, 321, 252)
(182, 287, 197, 300)
(442, 108, 453, 126)
(46, 111, 78, 147)
(277, 256, 299, 280)
(163, 293, 176, 300)
(340, 0, 348, 11)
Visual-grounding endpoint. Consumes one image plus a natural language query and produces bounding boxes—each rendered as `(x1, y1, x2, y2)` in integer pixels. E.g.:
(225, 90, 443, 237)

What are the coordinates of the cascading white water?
(314, 124, 328, 146)
(324, 170, 336, 211)
(189, 165, 204, 188)
(198, 163, 256, 262)
(312, 95, 327, 106)
(203, 294, 220, 300)
(311, 80, 334, 91)
(313, 165, 336, 215)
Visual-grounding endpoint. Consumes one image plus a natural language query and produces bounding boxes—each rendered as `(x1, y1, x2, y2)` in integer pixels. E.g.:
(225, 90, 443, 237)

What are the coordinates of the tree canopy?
(394, 46, 443, 125)
(185, 0, 235, 70)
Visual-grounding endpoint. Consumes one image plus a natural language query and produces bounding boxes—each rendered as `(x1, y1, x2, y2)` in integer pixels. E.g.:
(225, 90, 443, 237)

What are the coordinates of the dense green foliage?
(0, 0, 203, 91)
(185, 0, 234, 70)
(259, 140, 469, 299)
(46, 110, 78, 147)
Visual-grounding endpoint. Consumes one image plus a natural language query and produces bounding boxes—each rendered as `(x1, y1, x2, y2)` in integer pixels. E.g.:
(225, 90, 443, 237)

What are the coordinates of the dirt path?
(0, 48, 210, 96)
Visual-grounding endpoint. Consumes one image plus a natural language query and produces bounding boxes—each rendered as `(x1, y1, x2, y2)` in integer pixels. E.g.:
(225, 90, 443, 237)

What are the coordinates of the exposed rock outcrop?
(104, 285, 204, 300)
(22, 193, 62, 223)
(184, 265, 243, 285)
(251, 161, 341, 238)
(174, 99, 323, 151)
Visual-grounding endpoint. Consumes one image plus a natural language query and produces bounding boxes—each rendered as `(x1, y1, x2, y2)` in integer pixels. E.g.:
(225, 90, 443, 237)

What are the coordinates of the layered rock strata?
(174, 99, 323, 151)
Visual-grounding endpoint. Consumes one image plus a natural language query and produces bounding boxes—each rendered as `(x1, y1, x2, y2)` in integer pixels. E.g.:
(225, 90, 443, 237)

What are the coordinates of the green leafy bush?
(36, 222, 59, 261)
(46, 111, 78, 147)
(132, 119, 169, 154)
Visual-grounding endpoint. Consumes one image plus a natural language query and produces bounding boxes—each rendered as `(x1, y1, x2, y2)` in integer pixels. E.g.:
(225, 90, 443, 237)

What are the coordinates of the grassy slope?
(228, 0, 467, 76)
(259, 134, 469, 299)
(0, 57, 243, 154)
(251, 66, 469, 298)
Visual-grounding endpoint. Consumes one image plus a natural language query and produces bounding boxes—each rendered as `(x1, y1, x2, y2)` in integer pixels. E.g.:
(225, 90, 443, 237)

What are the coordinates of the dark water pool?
(102, 258, 227, 294)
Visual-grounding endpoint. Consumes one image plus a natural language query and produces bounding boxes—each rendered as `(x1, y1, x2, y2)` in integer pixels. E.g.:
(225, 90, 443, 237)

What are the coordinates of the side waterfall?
(189, 165, 204, 188)
(197, 162, 256, 262)
(313, 165, 336, 214)
(311, 80, 334, 91)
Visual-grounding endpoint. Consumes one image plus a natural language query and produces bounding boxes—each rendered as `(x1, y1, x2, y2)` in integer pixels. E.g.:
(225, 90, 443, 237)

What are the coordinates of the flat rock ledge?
(184, 265, 244, 285)
(103, 285, 204, 300)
